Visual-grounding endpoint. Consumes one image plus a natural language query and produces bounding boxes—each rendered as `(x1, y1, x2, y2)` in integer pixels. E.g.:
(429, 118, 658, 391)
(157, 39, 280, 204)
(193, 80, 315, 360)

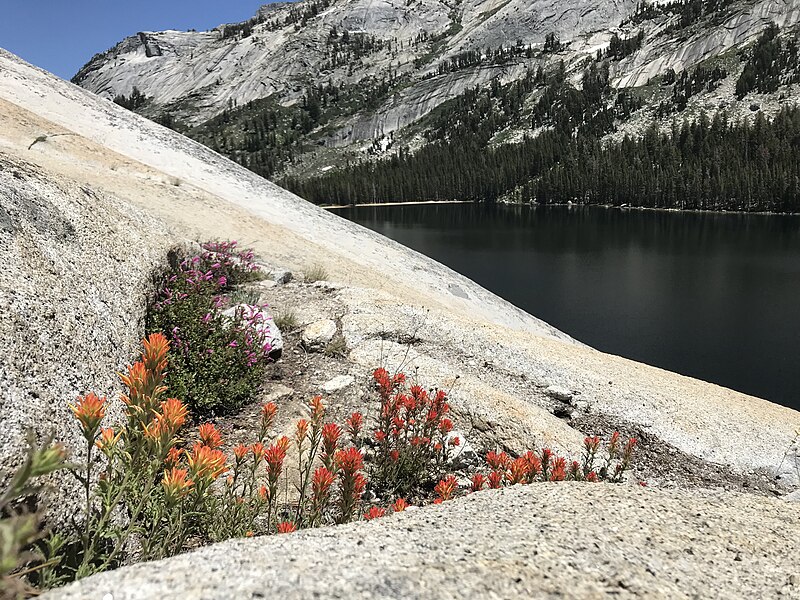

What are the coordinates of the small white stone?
(321, 374, 355, 393)
(270, 269, 293, 284)
(302, 319, 337, 351)
(545, 385, 573, 403)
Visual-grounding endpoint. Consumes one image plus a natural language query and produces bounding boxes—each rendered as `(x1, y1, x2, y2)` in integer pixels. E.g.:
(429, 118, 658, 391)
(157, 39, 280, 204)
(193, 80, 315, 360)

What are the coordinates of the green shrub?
(147, 241, 273, 416)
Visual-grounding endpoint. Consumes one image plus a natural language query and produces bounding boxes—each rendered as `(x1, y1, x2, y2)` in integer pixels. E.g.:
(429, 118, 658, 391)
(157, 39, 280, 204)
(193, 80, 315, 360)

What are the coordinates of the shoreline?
(323, 198, 800, 217)
(506, 200, 800, 218)
(322, 200, 475, 209)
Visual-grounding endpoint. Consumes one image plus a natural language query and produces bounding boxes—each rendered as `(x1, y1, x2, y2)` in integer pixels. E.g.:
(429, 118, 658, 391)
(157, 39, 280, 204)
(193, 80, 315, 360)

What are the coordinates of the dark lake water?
(336, 203, 800, 411)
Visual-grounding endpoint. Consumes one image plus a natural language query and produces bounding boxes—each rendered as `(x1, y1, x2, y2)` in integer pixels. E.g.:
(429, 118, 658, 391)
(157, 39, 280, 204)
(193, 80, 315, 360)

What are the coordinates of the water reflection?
(337, 203, 800, 410)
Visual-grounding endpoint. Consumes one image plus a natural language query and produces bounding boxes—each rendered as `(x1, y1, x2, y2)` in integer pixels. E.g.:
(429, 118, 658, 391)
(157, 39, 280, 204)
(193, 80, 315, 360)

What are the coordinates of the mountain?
(73, 0, 800, 208)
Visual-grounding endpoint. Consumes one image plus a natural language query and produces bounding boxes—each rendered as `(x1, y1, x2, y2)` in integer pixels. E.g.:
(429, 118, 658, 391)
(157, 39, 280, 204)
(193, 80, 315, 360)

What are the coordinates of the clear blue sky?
(0, 1, 275, 80)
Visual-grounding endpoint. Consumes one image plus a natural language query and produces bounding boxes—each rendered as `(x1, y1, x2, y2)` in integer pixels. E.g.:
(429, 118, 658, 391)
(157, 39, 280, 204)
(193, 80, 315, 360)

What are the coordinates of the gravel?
(45, 483, 800, 599)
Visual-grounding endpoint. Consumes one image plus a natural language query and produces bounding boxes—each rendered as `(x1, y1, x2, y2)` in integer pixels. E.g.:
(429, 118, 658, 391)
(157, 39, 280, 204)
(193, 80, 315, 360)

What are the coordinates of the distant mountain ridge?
(73, 0, 800, 208)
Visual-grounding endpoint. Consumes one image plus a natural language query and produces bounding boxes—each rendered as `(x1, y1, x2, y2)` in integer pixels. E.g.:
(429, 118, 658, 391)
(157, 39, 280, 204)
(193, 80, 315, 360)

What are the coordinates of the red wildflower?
(486, 450, 510, 471)
(434, 475, 458, 501)
(586, 471, 599, 483)
(622, 438, 637, 463)
(264, 442, 288, 480)
(345, 412, 363, 442)
(507, 457, 530, 485)
(392, 498, 409, 512)
(608, 431, 621, 457)
(524, 451, 542, 477)
(438, 418, 454, 434)
(352, 472, 368, 497)
(322, 423, 342, 456)
(335, 447, 364, 475)
(488, 470, 503, 489)
(550, 456, 567, 482)
(584, 435, 601, 454)
(363, 506, 386, 521)
(471, 473, 487, 492)
(312, 466, 335, 499)
(276, 521, 297, 534)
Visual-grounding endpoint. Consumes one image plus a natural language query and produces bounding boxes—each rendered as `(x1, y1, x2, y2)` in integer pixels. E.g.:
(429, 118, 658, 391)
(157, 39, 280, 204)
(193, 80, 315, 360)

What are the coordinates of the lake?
(335, 203, 800, 411)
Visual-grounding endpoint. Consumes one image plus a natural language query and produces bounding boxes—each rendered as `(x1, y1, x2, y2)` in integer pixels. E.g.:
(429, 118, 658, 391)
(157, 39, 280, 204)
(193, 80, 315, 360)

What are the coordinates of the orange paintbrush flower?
(162, 467, 193, 503)
(309, 396, 325, 424)
(260, 401, 278, 436)
(198, 423, 223, 449)
(160, 398, 188, 433)
(142, 332, 170, 374)
(363, 506, 386, 521)
(264, 442, 288, 482)
(434, 475, 458, 501)
(95, 427, 120, 455)
(233, 444, 250, 462)
(187, 443, 227, 481)
(275, 435, 290, 453)
(295, 419, 310, 446)
(251, 442, 266, 463)
(70, 392, 107, 439)
(165, 446, 184, 467)
(392, 498, 409, 512)
(276, 521, 297, 534)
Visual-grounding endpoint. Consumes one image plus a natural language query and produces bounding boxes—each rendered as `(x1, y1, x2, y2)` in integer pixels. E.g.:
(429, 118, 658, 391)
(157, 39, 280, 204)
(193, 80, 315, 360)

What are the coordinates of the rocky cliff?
(72, 0, 800, 183)
(0, 150, 177, 525)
